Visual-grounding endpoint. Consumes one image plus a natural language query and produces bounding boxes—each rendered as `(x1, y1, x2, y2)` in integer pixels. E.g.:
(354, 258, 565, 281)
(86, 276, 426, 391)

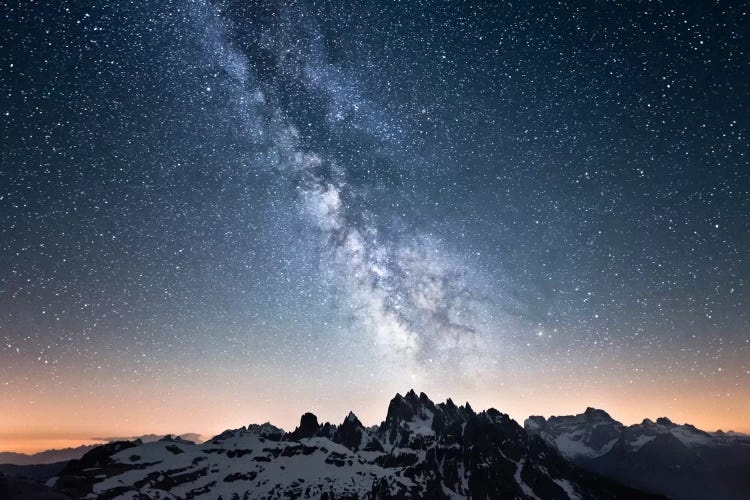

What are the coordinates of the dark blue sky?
(1, 0, 748, 447)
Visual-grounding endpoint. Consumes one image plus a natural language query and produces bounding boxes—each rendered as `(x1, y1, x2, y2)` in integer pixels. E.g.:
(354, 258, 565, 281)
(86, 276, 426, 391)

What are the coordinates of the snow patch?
(554, 478, 582, 500)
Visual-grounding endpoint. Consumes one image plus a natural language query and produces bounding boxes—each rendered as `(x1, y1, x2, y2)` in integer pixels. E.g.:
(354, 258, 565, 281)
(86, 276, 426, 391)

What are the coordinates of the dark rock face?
(526, 408, 750, 500)
(285, 412, 321, 441)
(333, 412, 367, 450)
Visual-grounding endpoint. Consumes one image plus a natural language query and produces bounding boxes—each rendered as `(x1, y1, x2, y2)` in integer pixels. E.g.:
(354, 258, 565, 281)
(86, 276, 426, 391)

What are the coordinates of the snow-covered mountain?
(49, 391, 662, 499)
(525, 408, 625, 461)
(525, 409, 750, 500)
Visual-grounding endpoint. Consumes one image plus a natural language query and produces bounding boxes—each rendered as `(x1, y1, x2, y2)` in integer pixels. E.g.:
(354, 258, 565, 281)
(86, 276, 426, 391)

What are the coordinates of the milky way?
(193, 1, 501, 372)
(1, 0, 748, 450)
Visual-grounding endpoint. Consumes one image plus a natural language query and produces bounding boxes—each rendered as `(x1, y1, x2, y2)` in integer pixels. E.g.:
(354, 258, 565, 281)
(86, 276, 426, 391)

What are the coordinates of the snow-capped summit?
(525, 407, 623, 460)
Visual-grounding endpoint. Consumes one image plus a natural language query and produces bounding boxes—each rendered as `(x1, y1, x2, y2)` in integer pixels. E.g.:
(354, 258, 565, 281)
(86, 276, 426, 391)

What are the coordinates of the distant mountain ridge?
(0, 434, 203, 466)
(49, 390, 664, 499)
(0, 446, 98, 467)
(525, 408, 750, 500)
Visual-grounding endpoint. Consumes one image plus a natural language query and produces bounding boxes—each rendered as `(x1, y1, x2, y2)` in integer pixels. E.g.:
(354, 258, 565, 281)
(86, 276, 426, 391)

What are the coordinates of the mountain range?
(525, 408, 750, 500)
(2, 391, 748, 499)
(0, 434, 204, 466)
(0, 446, 99, 468)
(46, 391, 663, 499)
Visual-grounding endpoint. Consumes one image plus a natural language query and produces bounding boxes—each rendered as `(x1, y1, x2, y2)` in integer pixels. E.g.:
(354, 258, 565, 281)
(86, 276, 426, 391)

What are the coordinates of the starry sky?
(1, 0, 749, 453)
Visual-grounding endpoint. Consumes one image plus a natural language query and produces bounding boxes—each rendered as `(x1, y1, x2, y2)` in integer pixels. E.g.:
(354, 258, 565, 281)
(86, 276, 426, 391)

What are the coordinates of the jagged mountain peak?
(384, 389, 435, 424)
(333, 410, 374, 451)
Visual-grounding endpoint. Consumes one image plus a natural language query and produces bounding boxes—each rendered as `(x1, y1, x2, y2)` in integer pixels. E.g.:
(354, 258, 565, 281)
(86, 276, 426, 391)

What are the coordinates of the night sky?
(2, 1, 749, 453)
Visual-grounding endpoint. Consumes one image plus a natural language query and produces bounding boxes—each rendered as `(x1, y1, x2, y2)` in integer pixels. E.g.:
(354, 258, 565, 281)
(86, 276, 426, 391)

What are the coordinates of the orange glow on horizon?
(3, 374, 749, 455)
